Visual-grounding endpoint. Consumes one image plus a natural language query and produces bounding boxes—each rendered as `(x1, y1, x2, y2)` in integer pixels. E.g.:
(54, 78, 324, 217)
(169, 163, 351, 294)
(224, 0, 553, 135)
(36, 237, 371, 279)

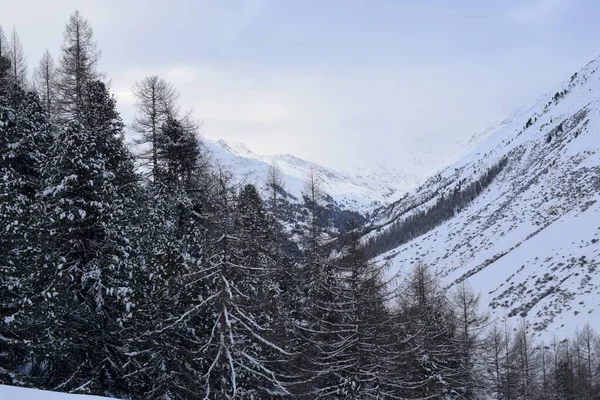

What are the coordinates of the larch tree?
(7, 28, 28, 89)
(512, 318, 538, 399)
(538, 341, 554, 400)
(292, 168, 337, 397)
(0, 26, 7, 58)
(303, 167, 325, 258)
(502, 322, 516, 400)
(450, 281, 489, 399)
(0, 29, 9, 91)
(485, 322, 507, 398)
(266, 160, 285, 216)
(32, 49, 59, 121)
(575, 324, 598, 399)
(396, 263, 460, 399)
(56, 11, 101, 121)
(197, 173, 291, 398)
(132, 75, 179, 182)
(316, 228, 395, 399)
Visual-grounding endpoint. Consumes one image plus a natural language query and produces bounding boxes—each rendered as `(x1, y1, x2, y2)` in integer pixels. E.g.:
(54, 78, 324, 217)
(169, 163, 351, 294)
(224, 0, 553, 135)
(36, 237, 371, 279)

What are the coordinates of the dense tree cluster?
(366, 157, 508, 258)
(1, 14, 598, 400)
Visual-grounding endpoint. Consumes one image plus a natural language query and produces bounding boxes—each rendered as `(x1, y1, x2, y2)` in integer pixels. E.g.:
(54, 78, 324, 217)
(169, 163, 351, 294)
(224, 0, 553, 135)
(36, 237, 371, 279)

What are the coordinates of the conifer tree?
(0, 26, 7, 58)
(450, 281, 489, 399)
(267, 160, 285, 216)
(196, 175, 291, 398)
(512, 319, 538, 398)
(575, 324, 599, 399)
(126, 137, 209, 399)
(484, 323, 508, 398)
(317, 228, 395, 399)
(56, 11, 101, 121)
(0, 55, 51, 385)
(396, 263, 460, 399)
(154, 115, 200, 190)
(7, 28, 28, 89)
(32, 50, 59, 121)
(31, 80, 138, 395)
(132, 76, 179, 182)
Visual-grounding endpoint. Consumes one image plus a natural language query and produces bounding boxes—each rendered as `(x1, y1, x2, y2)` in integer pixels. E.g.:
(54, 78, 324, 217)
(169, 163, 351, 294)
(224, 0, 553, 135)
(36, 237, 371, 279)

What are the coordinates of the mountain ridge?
(201, 136, 421, 212)
(365, 54, 600, 340)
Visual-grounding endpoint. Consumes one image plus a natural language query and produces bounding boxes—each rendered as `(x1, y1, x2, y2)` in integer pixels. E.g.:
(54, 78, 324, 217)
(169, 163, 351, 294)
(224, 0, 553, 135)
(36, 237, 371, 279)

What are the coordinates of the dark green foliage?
(27, 80, 139, 395)
(0, 56, 52, 385)
(366, 157, 508, 258)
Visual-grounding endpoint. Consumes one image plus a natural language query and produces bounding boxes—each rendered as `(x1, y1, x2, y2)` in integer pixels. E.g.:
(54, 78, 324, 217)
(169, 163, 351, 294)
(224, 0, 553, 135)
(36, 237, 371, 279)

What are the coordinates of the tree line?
(365, 157, 508, 258)
(1, 13, 599, 399)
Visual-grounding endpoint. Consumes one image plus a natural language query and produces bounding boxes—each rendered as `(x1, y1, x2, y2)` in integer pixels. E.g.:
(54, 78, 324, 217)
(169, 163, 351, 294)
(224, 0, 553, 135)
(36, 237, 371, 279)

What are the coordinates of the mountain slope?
(368, 56, 600, 340)
(202, 138, 418, 212)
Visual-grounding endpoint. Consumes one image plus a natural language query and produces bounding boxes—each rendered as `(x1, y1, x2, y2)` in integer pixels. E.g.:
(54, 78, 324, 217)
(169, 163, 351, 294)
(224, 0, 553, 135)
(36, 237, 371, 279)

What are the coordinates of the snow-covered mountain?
(202, 138, 419, 213)
(366, 56, 600, 340)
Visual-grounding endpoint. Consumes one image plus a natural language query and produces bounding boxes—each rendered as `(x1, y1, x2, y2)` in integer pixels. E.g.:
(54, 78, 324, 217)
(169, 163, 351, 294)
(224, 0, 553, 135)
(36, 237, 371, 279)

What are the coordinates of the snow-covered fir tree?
(30, 80, 138, 395)
(0, 53, 52, 385)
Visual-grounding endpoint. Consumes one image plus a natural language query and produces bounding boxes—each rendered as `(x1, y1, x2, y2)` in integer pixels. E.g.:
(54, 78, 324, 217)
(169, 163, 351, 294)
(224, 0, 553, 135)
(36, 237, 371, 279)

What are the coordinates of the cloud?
(3, 0, 595, 178)
(508, 0, 569, 25)
(218, 0, 267, 43)
(112, 59, 543, 175)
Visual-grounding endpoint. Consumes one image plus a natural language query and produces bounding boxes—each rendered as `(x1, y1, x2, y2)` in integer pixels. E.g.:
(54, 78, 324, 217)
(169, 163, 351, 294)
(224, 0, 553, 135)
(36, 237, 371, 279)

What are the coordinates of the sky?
(1, 0, 600, 176)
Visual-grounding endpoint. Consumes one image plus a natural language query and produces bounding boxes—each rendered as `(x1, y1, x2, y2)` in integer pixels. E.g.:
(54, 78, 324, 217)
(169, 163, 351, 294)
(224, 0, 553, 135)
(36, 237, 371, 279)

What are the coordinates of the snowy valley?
(3, 6, 600, 399)
(203, 53, 600, 343)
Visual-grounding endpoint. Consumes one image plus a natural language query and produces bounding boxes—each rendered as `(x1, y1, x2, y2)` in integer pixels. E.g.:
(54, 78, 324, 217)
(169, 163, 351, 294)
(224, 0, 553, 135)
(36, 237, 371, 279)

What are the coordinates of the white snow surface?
(202, 138, 420, 212)
(0, 385, 110, 399)
(371, 56, 600, 341)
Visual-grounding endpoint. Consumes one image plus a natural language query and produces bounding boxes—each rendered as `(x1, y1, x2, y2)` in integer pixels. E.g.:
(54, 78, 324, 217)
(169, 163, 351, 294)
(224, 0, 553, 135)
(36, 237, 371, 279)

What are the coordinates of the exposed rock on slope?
(368, 57, 600, 339)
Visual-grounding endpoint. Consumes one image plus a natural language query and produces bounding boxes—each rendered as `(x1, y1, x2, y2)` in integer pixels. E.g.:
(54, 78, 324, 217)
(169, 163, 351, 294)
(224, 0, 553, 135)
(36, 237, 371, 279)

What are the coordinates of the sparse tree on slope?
(396, 263, 460, 399)
(450, 281, 489, 399)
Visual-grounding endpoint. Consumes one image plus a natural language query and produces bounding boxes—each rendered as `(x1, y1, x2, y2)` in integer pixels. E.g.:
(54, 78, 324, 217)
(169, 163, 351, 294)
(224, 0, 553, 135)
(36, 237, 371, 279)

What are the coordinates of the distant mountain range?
(202, 137, 420, 213)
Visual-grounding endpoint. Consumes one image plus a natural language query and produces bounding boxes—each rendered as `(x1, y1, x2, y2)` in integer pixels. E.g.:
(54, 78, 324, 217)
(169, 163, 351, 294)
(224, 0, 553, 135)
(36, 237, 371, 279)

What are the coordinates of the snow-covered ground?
(0, 385, 109, 400)
(371, 56, 600, 341)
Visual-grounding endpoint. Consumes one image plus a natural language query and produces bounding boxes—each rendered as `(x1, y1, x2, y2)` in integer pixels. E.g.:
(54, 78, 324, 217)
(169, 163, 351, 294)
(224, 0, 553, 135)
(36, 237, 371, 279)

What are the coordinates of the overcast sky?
(2, 0, 599, 174)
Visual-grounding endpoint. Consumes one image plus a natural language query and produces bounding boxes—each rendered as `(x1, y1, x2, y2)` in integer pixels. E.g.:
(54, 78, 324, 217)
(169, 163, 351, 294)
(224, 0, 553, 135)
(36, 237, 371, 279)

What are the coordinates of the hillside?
(366, 56, 600, 340)
(202, 138, 419, 213)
